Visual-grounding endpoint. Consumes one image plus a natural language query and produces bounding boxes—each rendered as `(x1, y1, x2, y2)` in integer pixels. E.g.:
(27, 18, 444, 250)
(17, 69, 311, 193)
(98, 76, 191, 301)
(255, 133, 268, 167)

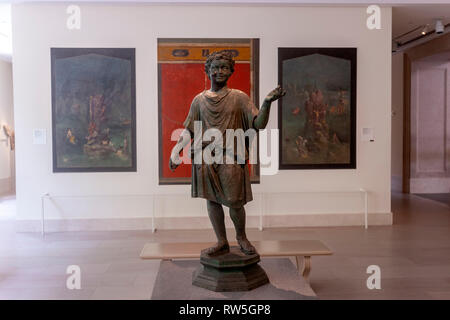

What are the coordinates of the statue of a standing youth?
(169, 51, 285, 256)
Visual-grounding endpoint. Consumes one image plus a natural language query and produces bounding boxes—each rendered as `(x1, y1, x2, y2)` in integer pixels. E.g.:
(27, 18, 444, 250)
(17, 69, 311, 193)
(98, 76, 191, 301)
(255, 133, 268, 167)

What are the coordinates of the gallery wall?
(0, 59, 14, 195)
(12, 3, 392, 231)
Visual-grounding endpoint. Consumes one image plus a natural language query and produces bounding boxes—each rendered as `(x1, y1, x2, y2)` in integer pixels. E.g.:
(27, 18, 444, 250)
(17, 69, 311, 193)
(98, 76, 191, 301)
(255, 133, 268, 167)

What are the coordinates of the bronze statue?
(169, 51, 285, 256)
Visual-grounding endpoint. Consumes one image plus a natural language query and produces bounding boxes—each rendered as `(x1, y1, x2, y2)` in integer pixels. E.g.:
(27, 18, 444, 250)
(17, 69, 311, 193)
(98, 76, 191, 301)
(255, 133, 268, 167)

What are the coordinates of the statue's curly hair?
(204, 50, 235, 78)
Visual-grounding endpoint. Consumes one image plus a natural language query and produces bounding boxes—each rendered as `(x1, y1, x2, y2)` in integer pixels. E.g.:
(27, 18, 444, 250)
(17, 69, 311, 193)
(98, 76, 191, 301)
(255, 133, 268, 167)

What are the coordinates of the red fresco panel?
(160, 63, 251, 179)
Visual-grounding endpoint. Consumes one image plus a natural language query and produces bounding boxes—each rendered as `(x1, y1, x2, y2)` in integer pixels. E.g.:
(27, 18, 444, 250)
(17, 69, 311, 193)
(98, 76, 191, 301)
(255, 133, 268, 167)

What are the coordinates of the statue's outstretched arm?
(254, 86, 286, 130)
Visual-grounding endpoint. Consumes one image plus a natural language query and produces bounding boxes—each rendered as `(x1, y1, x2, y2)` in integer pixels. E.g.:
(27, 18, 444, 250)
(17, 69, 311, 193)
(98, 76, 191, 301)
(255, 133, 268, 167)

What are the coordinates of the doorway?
(403, 33, 450, 196)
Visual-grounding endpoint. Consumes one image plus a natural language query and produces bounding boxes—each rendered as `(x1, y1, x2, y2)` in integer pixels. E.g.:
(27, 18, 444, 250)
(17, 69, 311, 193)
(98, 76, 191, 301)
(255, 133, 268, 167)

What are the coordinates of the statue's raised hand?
(265, 85, 286, 103)
(169, 156, 180, 172)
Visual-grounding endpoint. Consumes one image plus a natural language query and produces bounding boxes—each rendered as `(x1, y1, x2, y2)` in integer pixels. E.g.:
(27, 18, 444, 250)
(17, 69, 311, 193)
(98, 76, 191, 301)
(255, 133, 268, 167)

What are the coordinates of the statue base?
(192, 246, 269, 292)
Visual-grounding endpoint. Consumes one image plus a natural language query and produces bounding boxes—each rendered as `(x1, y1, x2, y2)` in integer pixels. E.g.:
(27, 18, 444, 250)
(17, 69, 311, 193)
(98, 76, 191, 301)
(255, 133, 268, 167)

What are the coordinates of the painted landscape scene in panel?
(281, 53, 352, 166)
(53, 51, 134, 171)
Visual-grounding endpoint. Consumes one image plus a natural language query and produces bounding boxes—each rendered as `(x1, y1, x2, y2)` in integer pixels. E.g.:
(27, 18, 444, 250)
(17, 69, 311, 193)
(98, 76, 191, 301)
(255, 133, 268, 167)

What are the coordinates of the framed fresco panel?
(278, 48, 356, 170)
(158, 38, 260, 184)
(51, 48, 136, 172)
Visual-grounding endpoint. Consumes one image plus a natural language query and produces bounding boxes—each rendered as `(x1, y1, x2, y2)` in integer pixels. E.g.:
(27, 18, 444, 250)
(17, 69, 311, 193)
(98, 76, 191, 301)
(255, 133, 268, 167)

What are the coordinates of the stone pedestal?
(192, 246, 269, 292)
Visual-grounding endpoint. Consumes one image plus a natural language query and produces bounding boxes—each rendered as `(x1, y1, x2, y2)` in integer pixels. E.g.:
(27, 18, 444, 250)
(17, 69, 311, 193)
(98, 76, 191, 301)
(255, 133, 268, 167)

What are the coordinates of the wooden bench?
(140, 240, 332, 283)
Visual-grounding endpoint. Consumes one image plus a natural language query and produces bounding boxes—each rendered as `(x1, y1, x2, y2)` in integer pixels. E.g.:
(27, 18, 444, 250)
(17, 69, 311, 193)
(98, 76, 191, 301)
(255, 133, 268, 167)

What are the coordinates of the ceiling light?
(435, 20, 444, 34)
(421, 25, 428, 35)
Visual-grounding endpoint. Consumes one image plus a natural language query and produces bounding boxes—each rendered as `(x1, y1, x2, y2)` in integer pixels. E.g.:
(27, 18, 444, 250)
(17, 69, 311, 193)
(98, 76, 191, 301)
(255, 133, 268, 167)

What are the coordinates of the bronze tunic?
(183, 87, 259, 208)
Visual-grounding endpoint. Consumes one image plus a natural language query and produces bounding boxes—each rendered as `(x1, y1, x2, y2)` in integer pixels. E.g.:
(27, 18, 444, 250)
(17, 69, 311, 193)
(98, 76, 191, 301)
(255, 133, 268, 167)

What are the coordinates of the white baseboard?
(15, 212, 393, 232)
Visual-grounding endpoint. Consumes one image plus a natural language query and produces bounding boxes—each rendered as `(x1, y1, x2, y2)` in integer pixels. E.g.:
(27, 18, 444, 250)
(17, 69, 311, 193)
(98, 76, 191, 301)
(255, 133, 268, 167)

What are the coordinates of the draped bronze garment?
(183, 87, 259, 208)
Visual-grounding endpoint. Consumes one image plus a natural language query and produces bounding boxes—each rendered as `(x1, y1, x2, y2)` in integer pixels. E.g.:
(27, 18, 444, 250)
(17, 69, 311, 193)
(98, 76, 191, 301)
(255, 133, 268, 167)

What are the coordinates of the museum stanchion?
(256, 189, 369, 229)
(41, 193, 49, 236)
(40, 193, 163, 235)
(40, 189, 369, 236)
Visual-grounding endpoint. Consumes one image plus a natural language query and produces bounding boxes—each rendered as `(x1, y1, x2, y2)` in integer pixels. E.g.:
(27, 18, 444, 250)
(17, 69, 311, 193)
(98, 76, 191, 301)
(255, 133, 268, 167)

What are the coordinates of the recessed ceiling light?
(421, 25, 428, 35)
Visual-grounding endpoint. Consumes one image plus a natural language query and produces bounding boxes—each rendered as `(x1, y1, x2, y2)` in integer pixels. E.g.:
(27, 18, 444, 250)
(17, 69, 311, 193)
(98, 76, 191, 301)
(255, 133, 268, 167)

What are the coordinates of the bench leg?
(295, 256, 311, 282)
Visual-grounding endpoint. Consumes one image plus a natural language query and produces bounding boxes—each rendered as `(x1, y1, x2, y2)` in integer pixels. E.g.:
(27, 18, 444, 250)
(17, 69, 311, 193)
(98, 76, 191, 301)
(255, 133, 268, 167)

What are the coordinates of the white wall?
(0, 59, 14, 195)
(391, 52, 403, 192)
(12, 3, 392, 231)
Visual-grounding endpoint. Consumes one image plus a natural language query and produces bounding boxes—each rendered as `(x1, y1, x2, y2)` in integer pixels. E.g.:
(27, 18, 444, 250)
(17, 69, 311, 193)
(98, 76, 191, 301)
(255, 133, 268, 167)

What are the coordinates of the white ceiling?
(393, 5, 450, 40)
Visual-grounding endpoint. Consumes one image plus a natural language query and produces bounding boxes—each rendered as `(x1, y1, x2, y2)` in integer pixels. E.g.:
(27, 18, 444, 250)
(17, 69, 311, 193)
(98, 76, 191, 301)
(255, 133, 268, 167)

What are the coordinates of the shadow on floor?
(413, 193, 450, 208)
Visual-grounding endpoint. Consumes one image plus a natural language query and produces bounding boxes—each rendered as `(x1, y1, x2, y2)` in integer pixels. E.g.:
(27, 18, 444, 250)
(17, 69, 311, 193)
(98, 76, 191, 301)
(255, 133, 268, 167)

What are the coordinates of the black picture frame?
(51, 48, 137, 173)
(278, 47, 357, 170)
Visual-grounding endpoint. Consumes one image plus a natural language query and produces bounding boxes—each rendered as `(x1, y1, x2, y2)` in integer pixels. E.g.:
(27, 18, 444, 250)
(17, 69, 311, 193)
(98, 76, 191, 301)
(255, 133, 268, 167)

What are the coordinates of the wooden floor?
(0, 191, 449, 300)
